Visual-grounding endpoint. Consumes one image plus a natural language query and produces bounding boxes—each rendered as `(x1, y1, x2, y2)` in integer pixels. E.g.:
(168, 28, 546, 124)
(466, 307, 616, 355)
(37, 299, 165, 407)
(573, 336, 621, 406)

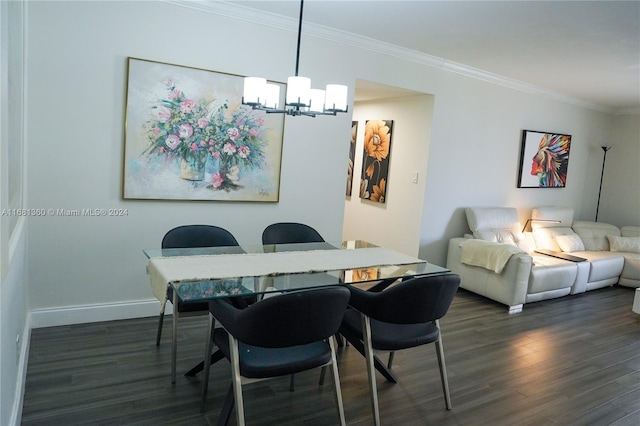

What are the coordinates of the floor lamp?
(595, 146, 611, 222)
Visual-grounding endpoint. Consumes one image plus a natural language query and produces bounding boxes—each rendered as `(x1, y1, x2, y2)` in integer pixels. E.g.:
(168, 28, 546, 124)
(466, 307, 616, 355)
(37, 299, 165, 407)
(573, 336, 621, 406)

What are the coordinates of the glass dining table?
(144, 240, 450, 383)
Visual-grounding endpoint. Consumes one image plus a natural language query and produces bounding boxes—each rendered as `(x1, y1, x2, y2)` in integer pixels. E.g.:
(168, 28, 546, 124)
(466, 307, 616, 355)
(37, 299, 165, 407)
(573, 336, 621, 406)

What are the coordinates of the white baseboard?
(29, 299, 171, 329)
(9, 314, 31, 426)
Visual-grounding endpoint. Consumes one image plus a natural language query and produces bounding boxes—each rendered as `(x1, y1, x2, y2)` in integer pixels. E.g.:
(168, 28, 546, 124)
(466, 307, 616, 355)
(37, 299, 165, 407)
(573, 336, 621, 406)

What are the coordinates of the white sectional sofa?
(532, 207, 639, 289)
(447, 206, 639, 313)
(447, 207, 578, 313)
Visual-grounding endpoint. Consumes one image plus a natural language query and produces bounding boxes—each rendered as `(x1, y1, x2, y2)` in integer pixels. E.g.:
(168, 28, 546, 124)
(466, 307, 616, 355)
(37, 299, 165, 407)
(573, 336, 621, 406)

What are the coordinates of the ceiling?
(225, 0, 640, 112)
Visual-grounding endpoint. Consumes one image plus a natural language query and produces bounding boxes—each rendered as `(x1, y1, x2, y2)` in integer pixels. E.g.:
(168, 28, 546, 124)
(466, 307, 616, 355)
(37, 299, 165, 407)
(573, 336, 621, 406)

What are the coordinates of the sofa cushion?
(572, 221, 620, 251)
(619, 252, 640, 285)
(621, 226, 640, 237)
(529, 255, 577, 293)
(607, 235, 640, 254)
(532, 227, 576, 252)
(465, 207, 532, 252)
(555, 234, 585, 253)
(572, 251, 625, 282)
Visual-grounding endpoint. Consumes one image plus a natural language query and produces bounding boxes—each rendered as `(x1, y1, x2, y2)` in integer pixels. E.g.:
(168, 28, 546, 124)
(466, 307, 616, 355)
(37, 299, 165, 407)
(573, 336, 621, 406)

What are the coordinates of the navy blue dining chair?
(339, 273, 460, 425)
(202, 286, 351, 425)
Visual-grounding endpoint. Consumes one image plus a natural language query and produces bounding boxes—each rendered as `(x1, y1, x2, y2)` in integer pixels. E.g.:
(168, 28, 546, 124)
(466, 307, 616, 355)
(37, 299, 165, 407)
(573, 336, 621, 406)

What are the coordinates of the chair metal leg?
(171, 291, 179, 384)
(217, 385, 235, 426)
(387, 351, 395, 369)
(229, 335, 246, 426)
(434, 320, 452, 410)
(319, 366, 327, 385)
(289, 374, 295, 392)
(328, 336, 346, 426)
(201, 313, 216, 411)
(156, 309, 165, 346)
(339, 327, 398, 383)
(361, 314, 381, 426)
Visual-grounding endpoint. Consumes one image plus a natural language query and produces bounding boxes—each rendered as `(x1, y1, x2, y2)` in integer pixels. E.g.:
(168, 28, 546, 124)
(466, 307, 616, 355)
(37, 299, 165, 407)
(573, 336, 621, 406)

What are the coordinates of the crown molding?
(164, 0, 614, 114)
(615, 107, 640, 116)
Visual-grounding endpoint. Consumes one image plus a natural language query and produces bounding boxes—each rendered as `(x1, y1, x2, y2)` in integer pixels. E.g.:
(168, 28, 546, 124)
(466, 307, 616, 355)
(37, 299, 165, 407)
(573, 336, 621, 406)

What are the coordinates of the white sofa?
(447, 206, 639, 313)
(447, 207, 578, 313)
(532, 207, 639, 289)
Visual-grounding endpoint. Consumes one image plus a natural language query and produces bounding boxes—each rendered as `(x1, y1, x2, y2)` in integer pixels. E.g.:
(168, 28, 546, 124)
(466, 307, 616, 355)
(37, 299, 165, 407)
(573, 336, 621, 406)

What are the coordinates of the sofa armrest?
(447, 238, 532, 311)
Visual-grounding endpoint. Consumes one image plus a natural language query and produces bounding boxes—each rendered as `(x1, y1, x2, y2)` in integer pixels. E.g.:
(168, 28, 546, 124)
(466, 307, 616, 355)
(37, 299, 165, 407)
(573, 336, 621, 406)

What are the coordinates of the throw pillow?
(555, 234, 585, 253)
(607, 235, 640, 254)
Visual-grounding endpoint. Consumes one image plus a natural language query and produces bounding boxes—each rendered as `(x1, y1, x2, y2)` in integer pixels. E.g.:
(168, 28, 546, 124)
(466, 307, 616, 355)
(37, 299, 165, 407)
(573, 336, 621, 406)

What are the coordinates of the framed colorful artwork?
(360, 119, 393, 203)
(346, 121, 358, 196)
(517, 129, 572, 188)
(123, 57, 285, 201)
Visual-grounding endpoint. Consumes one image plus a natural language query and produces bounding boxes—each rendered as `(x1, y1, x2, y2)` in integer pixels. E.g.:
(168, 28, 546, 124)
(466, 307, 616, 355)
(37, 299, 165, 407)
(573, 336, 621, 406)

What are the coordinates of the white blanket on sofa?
(460, 239, 525, 273)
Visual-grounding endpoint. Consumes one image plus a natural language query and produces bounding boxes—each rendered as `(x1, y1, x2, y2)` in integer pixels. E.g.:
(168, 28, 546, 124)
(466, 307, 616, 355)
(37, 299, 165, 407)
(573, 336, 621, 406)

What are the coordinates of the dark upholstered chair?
(261, 221, 329, 390)
(156, 225, 241, 346)
(339, 274, 460, 425)
(202, 286, 351, 426)
(261, 222, 325, 245)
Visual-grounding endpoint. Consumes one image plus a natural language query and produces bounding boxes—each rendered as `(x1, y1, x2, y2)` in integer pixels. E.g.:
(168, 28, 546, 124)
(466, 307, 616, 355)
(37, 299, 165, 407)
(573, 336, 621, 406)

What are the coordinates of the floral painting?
(346, 121, 358, 196)
(123, 58, 285, 201)
(360, 119, 393, 203)
(517, 129, 572, 188)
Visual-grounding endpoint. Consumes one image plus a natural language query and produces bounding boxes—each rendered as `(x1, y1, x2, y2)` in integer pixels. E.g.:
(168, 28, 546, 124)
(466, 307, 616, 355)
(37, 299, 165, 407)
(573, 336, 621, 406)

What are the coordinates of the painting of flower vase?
(123, 58, 285, 201)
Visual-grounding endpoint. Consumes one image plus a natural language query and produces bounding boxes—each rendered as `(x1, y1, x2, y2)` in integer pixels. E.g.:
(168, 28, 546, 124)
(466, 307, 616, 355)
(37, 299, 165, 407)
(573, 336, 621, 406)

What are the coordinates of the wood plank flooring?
(22, 285, 640, 425)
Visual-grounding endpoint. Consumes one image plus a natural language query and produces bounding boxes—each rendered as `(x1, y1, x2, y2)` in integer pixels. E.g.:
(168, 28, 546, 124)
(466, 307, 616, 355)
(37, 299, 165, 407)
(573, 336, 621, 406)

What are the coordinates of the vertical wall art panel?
(346, 121, 358, 196)
(360, 119, 393, 203)
(517, 129, 572, 188)
(123, 58, 285, 201)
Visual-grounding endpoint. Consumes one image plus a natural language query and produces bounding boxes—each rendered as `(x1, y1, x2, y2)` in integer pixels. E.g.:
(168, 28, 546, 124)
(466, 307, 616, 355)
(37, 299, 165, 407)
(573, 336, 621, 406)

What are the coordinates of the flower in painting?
(178, 123, 193, 139)
(353, 268, 377, 281)
(223, 142, 237, 155)
(364, 162, 375, 179)
(227, 127, 241, 141)
(168, 89, 181, 100)
(212, 171, 224, 188)
(360, 120, 392, 203)
(369, 178, 386, 203)
(180, 99, 196, 113)
(364, 120, 390, 161)
(157, 107, 172, 123)
(165, 134, 181, 150)
(360, 179, 369, 199)
(143, 78, 269, 190)
(238, 145, 250, 159)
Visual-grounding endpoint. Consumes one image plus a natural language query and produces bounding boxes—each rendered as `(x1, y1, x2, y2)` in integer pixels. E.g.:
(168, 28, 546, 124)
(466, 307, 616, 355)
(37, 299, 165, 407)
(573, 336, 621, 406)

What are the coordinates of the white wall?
(597, 113, 640, 227)
(25, 1, 350, 321)
(24, 1, 620, 324)
(1, 1, 29, 424)
(343, 95, 433, 256)
(0, 227, 29, 426)
(418, 72, 612, 265)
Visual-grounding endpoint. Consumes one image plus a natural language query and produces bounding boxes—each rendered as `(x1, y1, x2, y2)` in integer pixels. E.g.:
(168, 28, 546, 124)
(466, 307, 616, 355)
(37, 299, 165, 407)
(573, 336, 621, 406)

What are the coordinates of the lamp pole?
(595, 146, 611, 222)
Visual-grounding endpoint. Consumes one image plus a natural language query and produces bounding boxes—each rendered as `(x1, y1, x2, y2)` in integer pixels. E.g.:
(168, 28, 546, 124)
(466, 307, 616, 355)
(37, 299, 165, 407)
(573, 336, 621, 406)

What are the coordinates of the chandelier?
(242, 0, 348, 117)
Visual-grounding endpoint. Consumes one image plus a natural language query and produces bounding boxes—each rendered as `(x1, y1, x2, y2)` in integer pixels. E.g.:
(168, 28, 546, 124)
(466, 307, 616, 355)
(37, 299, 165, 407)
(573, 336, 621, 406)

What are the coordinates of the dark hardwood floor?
(22, 285, 640, 425)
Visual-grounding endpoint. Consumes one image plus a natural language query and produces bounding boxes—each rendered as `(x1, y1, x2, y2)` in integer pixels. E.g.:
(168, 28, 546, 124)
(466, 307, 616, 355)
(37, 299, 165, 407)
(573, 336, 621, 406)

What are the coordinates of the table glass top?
(145, 240, 450, 302)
